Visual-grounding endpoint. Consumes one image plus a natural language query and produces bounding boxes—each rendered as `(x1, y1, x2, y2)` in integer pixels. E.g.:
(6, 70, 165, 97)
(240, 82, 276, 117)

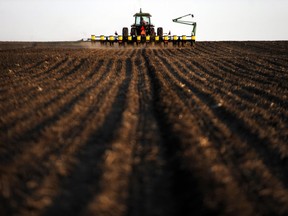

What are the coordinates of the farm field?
(0, 41, 288, 216)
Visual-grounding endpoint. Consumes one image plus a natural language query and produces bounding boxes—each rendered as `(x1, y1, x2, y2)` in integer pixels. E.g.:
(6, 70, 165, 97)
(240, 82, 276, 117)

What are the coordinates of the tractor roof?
(133, 9, 152, 17)
(134, 12, 152, 17)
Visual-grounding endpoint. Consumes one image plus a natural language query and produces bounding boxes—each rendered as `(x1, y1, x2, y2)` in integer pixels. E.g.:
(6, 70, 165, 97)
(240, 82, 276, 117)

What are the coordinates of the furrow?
(1, 43, 288, 216)
(125, 50, 173, 216)
(79, 52, 137, 216)
(187, 56, 288, 114)
(16, 57, 69, 84)
(0, 58, 113, 163)
(145, 48, 258, 215)
(188, 55, 288, 107)
(0, 58, 88, 113)
(205, 58, 288, 116)
(0, 58, 98, 124)
(159, 49, 288, 155)
(1, 56, 129, 216)
(150, 48, 288, 214)
(0, 59, 50, 85)
(0, 56, 71, 103)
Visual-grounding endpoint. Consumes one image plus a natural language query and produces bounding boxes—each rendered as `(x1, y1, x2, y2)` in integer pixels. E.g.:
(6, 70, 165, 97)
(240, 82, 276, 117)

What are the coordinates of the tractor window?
(136, 16, 150, 25)
(142, 16, 149, 24)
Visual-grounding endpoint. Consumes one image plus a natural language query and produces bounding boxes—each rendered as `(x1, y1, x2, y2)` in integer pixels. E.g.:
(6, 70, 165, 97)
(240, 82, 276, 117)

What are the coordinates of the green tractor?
(91, 8, 196, 46)
(122, 8, 164, 43)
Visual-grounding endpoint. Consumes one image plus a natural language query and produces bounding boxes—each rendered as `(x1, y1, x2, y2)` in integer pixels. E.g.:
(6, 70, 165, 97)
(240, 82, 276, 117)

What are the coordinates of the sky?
(0, 0, 287, 41)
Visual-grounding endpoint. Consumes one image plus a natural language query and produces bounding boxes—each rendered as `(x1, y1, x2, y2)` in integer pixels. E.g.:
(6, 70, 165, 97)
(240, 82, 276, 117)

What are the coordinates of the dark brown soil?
(0, 41, 288, 216)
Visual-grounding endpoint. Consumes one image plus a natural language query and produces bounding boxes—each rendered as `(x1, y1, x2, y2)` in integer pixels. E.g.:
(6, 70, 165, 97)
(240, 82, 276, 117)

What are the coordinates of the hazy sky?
(0, 0, 287, 41)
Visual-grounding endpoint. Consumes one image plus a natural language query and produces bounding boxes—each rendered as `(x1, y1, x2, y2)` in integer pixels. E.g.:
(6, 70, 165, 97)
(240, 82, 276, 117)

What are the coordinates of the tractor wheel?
(130, 27, 136, 36)
(150, 28, 155, 36)
(122, 27, 128, 39)
(157, 27, 163, 37)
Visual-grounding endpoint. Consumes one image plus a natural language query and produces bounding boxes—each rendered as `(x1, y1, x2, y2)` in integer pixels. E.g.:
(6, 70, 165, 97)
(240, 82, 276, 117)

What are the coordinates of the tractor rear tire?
(131, 27, 136, 36)
(157, 27, 163, 37)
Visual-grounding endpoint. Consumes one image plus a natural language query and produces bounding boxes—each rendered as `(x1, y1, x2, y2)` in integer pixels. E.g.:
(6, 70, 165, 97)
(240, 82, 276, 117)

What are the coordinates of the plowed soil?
(1, 41, 288, 216)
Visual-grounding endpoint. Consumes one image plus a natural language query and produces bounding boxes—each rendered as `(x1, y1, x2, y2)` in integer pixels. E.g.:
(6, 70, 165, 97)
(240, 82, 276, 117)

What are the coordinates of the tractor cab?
(134, 9, 151, 26)
(130, 8, 155, 37)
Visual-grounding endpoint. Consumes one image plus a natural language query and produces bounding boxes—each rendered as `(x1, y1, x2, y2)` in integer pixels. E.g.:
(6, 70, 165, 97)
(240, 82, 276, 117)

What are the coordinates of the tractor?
(122, 8, 163, 43)
(91, 8, 196, 46)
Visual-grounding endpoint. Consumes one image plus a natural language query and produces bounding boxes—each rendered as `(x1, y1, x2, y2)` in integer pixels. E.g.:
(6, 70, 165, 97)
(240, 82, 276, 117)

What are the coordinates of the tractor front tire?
(122, 27, 128, 41)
